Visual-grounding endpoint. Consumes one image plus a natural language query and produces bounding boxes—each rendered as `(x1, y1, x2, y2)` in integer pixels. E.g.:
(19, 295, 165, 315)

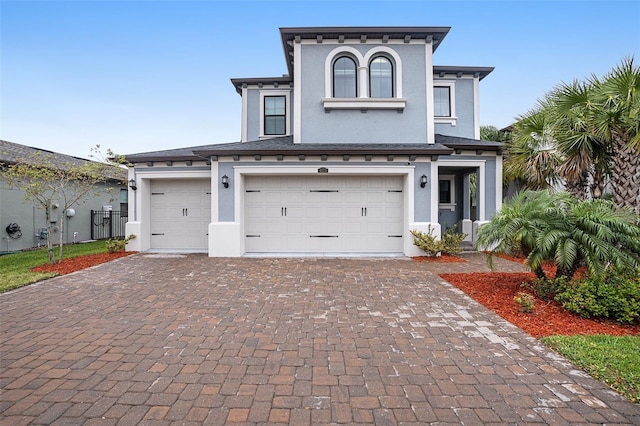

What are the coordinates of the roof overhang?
(279, 26, 451, 78)
(433, 65, 494, 81)
(193, 146, 453, 158)
(230, 76, 293, 95)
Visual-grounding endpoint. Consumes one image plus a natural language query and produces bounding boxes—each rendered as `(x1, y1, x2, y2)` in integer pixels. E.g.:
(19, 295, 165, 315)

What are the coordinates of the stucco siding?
(434, 78, 476, 138)
(1, 176, 123, 252)
(299, 43, 429, 143)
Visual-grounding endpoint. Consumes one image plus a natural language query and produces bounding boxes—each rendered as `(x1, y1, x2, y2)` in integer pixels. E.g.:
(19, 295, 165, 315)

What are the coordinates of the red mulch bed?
(412, 254, 466, 263)
(31, 252, 136, 275)
(441, 271, 640, 338)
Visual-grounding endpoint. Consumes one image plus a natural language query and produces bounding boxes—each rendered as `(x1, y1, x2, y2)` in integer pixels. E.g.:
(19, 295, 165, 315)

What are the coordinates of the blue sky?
(2, 0, 639, 159)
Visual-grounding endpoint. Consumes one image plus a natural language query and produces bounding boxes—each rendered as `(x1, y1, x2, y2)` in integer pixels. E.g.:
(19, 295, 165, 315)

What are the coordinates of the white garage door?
(150, 179, 211, 251)
(245, 175, 403, 253)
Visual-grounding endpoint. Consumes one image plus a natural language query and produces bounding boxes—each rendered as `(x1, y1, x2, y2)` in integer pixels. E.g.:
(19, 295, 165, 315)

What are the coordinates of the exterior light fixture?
(222, 175, 229, 188)
(129, 179, 137, 191)
(420, 174, 428, 188)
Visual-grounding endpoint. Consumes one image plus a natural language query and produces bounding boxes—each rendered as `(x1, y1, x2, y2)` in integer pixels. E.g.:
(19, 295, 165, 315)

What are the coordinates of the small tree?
(3, 146, 126, 264)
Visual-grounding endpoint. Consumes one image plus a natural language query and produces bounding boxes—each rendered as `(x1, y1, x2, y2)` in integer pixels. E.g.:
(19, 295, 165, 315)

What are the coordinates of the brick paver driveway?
(2, 253, 639, 425)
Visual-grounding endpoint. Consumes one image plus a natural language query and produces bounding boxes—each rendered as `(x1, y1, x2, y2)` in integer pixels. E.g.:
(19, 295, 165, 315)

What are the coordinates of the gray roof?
(124, 143, 228, 163)
(435, 134, 502, 151)
(0, 139, 127, 181)
(230, 76, 293, 95)
(125, 134, 501, 162)
(433, 65, 494, 81)
(0, 139, 92, 168)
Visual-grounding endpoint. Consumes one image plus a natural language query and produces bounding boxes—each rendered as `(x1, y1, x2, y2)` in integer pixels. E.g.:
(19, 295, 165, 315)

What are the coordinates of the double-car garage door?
(245, 175, 404, 253)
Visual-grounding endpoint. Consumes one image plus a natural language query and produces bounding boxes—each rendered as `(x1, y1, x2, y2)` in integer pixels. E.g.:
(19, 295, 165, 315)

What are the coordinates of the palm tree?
(507, 58, 639, 210)
(475, 190, 570, 279)
(591, 57, 640, 213)
(476, 190, 640, 281)
(506, 106, 563, 191)
(549, 80, 612, 199)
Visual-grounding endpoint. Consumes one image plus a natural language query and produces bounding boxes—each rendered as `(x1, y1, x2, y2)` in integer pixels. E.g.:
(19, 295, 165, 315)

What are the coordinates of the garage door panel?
(244, 175, 403, 253)
(150, 179, 211, 251)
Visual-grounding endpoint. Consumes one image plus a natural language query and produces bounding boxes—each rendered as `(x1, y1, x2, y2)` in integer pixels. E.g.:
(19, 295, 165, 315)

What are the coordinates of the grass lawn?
(0, 241, 107, 293)
(541, 334, 640, 404)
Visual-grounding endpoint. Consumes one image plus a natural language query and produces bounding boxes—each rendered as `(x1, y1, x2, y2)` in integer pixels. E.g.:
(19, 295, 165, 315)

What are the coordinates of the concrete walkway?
(1, 253, 639, 425)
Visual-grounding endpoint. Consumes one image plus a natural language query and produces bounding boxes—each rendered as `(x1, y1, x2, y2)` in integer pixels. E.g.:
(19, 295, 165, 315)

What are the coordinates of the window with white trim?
(433, 81, 456, 125)
(322, 46, 405, 111)
(259, 90, 290, 138)
(439, 175, 456, 210)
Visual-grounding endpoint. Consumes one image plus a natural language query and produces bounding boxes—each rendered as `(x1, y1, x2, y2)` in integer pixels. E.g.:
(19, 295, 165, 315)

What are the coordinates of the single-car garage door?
(150, 179, 211, 251)
(245, 175, 403, 253)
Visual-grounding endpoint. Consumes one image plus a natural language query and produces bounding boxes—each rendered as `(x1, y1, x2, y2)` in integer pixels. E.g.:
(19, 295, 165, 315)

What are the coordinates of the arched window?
(369, 56, 393, 98)
(333, 56, 357, 98)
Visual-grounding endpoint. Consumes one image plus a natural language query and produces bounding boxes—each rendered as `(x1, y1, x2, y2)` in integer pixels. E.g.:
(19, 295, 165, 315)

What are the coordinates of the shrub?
(410, 227, 467, 256)
(440, 228, 467, 255)
(522, 277, 569, 301)
(105, 234, 136, 253)
(555, 271, 640, 324)
(514, 292, 535, 313)
(476, 190, 640, 281)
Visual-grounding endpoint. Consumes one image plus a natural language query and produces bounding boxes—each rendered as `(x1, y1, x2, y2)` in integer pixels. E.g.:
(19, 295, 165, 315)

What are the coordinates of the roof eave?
(125, 154, 206, 163)
(280, 26, 451, 80)
(193, 147, 453, 157)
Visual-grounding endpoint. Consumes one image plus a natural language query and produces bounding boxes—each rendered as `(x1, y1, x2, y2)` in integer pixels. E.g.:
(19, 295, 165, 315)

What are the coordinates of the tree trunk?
(44, 208, 55, 265)
(610, 134, 640, 213)
(564, 170, 589, 200)
(58, 214, 65, 263)
(533, 265, 547, 281)
(590, 167, 606, 199)
(556, 263, 578, 281)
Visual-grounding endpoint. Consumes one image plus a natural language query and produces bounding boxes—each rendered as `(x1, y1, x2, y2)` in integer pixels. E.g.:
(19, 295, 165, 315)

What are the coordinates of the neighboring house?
(124, 26, 502, 257)
(0, 140, 127, 252)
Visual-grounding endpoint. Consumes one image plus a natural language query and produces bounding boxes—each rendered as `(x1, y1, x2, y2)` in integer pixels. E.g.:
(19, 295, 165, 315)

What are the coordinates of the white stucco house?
(124, 26, 502, 257)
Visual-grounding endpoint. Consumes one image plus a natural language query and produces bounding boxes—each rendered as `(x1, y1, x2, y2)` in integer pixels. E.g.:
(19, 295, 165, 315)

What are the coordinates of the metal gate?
(90, 210, 128, 240)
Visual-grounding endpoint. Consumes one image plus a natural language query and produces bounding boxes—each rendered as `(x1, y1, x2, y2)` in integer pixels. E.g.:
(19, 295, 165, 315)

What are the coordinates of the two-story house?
(124, 26, 502, 256)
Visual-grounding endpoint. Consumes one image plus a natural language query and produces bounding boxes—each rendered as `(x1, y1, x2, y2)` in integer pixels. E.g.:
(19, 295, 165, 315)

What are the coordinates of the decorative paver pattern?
(1, 253, 639, 425)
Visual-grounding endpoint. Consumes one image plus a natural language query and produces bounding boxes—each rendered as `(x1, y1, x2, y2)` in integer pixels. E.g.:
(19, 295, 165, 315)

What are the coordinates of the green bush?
(410, 227, 467, 256)
(410, 229, 440, 256)
(514, 292, 535, 313)
(105, 234, 136, 253)
(555, 272, 640, 324)
(522, 277, 569, 301)
(440, 228, 467, 255)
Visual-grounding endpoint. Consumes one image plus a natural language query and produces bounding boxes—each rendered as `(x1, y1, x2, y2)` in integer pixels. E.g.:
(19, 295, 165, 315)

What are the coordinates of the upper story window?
(333, 56, 357, 98)
(259, 90, 290, 138)
(322, 46, 406, 111)
(433, 80, 456, 125)
(434, 86, 451, 117)
(369, 56, 393, 98)
(264, 96, 286, 135)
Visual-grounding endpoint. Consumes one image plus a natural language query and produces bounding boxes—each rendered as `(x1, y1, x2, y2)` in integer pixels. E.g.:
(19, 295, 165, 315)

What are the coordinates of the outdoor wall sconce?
(420, 174, 428, 188)
(222, 175, 229, 188)
(129, 179, 137, 191)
